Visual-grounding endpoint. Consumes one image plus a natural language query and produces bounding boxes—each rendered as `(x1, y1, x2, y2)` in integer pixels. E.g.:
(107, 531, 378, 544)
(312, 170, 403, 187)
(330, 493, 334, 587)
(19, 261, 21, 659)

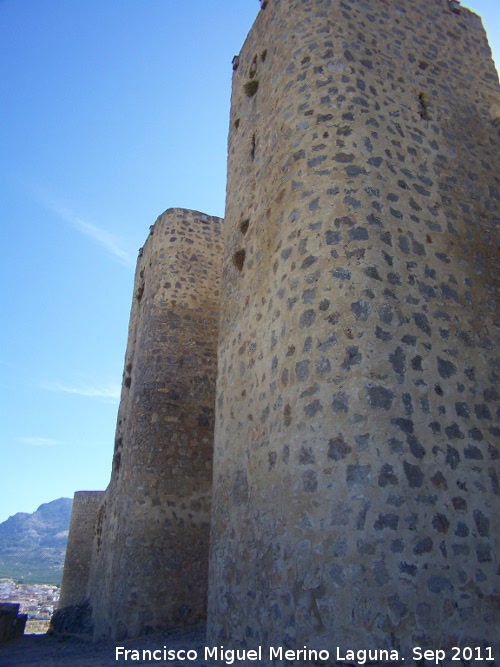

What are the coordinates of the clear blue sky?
(0, 1, 498, 524)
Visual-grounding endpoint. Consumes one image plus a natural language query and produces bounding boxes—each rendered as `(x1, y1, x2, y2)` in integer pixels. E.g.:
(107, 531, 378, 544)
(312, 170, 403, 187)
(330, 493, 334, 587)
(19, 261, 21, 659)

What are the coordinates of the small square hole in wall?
(244, 80, 259, 97)
(250, 134, 256, 160)
(233, 249, 246, 272)
(418, 92, 430, 120)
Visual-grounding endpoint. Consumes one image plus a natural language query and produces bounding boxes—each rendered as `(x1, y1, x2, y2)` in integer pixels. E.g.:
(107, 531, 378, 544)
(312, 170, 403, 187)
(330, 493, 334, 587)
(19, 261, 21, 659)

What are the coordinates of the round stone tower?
(208, 0, 499, 657)
(89, 208, 223, 640)
(58, 491, 105, 610)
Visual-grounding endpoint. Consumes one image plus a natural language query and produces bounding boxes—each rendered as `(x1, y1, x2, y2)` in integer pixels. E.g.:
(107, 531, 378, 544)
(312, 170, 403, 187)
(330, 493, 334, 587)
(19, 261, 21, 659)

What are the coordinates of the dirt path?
(0, 625, 213, 667)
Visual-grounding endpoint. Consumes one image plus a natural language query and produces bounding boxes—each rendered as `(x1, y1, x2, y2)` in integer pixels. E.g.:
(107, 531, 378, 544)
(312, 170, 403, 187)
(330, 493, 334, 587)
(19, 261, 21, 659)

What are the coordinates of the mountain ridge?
(0, 498, 72, 585)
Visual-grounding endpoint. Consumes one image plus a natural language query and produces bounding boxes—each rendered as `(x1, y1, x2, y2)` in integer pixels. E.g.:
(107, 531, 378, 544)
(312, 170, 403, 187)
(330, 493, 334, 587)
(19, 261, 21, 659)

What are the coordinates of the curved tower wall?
(58, 491, 105, 609)
(208, 0, 499, 654)
(89, 208, 223, 640)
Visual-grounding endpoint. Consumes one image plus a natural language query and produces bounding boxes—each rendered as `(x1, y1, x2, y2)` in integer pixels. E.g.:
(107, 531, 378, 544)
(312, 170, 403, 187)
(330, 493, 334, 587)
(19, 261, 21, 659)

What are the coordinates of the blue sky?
(0, 0, 498, 525)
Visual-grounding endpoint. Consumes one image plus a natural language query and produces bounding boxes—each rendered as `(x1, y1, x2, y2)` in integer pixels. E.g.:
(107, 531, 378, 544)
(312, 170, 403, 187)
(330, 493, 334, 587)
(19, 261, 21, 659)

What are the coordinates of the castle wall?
(88, 208, 223, 640)
(58, 491, 105, 609)
(0, 604, 27, 644)
(208, 0, 499, 657)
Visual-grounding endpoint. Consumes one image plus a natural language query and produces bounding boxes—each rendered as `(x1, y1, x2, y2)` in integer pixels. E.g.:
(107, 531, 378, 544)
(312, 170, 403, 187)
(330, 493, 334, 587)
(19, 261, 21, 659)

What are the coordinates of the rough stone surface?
(0, 603, 27, 644)
(208, 0, 500, 658)
(57, 491, 105, 614)
(50, 601, 94, 637)
(57, 0, 499, 657)
(85, 209, 223, 641)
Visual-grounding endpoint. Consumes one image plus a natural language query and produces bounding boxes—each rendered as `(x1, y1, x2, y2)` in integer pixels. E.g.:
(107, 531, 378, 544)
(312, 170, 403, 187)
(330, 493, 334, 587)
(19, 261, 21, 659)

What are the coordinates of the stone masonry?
(0, 603, 27, 645)
(58, 209, 223, 641)
(58, 491, 105, 610)
(207, 0, 499, 658)
(50, 491, 104, 636)
(58, 0, 499, 658)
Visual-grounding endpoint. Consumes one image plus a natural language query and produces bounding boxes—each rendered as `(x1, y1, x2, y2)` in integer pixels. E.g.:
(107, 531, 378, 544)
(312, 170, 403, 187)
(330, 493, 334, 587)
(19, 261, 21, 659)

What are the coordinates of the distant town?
(0, 578, 59, 634)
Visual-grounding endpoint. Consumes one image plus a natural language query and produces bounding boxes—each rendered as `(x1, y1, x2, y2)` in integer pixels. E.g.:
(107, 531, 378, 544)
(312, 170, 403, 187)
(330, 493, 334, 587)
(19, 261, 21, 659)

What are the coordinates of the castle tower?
(208, 0, 499, 656)
(88, 208, 223, 640)
(58, 491, 105, 610)
(51, 491, 105, 635)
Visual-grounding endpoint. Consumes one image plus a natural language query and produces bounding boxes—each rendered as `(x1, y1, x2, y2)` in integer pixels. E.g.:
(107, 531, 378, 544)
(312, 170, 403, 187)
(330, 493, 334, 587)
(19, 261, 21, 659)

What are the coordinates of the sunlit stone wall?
(208, 0, 499, 657)
(89, 208, 223, 640)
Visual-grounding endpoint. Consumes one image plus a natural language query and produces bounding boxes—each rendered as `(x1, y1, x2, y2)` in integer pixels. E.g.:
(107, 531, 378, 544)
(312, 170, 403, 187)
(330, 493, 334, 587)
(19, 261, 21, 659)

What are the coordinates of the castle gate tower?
(208, 0, 499, 657)
(88, 208, 223, 640)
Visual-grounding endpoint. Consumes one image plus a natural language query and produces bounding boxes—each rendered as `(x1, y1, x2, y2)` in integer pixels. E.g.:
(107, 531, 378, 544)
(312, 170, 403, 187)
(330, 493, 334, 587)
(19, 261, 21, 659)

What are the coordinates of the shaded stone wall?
(58, 491, 105, 610)
(0, 604, 27, 644)
(208, 0, 499, 657)
(88, 208, 223, 640)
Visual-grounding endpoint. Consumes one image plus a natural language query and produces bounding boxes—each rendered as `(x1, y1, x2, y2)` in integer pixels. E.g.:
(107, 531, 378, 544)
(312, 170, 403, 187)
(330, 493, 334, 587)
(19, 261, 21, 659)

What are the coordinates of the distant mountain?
(0, 498, 72, 585)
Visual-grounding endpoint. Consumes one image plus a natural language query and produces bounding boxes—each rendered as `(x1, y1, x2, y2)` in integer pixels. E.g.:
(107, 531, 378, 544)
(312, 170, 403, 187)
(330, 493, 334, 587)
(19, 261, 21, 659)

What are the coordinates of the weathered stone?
(50, 601, 93, 636)
(295, 360, 310, 382)
(331, 390, 349, 414)
(473, 509, 490, 537)
(403, 461, 424, 488)
(476, 543, 493, 563)
(378, 463, 398, 487)
(342, 345, 362, 370)
(414, 537, 433, 555)
(85, 210, 222, 640)
(413, 312, 431, 336)
(233, 470, 249, 505)
(346, 464, 371, 488)
(446, 445, 460, 470)
(351, 299, 371, 321)
(302, 470, 318, 493)
(374, 513, 399, 531)
(366, 385, 395, 410)
(427, 576, 453, 594)
(62, 0, 500, 657)
(56, 491, 105, 633)
(438, 357, 457, 379)
(0, 603, 27, 644)
(432, 513, 450, 534)
(328, 435, 351, 461)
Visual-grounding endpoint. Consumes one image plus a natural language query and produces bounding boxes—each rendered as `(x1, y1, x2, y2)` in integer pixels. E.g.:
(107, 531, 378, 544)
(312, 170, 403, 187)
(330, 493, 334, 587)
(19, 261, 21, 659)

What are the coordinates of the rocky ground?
(0, 625, 214, 667)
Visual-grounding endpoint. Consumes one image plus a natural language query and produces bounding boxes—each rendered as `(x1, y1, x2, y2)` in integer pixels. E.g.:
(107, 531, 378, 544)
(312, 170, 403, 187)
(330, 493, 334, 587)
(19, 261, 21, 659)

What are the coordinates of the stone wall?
(0, 603, 27, 644)
(208, 0, 499, 657)
(52, 491, 104, 636)
(58, 491, 105, 610)
(87, 208, 223, 640)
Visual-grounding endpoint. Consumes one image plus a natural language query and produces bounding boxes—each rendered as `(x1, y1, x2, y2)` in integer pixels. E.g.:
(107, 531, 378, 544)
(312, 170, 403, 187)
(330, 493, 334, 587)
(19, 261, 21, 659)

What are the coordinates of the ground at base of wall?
(2, 630, 497, 667)
(0, 625, 207, 667)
